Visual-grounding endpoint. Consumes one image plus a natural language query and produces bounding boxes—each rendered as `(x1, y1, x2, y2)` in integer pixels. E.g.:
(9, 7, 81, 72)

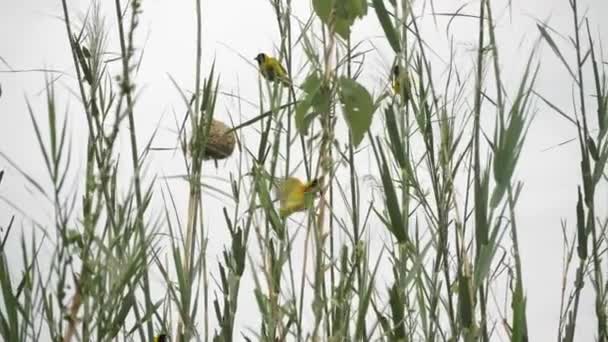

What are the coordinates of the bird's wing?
(277, 62, 288, 78)
(271, 58, 290, 83)
(278, 178, 302, 206)
(278, 177, 305, 216)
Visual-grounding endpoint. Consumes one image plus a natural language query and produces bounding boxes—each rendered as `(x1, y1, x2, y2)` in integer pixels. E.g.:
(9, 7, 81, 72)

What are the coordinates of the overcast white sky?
(1, 0, 608, 340)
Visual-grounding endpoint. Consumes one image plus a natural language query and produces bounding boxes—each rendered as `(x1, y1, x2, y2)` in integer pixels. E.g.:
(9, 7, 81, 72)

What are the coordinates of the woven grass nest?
(202, 119, 235, 160)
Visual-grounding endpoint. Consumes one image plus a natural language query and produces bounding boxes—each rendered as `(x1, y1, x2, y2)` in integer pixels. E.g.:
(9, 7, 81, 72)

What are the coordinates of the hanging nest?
(202, 119, 236, 160)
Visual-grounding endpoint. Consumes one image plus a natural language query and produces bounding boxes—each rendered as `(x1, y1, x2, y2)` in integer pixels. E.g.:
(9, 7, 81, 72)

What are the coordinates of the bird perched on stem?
(392, 65, 402, 94)
(254, 53, 291, 87)
(392, 64, 411, 103)
(277, 177, 320, 218)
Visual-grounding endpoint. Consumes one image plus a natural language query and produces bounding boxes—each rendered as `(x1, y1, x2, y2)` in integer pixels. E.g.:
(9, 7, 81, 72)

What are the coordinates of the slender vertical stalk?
(344, 35, 362, 339)
(176, 0, 205, 339)
(112, 1, 154, 339)
(473, 0, 489, 341)
(183, 0, 204, 271)
(310, 15, 336, 341)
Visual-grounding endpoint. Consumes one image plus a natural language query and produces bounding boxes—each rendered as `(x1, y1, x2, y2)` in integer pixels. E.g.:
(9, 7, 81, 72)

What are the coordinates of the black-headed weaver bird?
(254, 53, 291, 87)
(391, 65, 400, 94)
(391, 64, 411, 102)
(277, 177, 320, 218)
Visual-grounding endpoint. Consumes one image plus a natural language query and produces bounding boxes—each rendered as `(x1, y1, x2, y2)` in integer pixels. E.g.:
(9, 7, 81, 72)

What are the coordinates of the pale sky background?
(1, 0, 607, 340)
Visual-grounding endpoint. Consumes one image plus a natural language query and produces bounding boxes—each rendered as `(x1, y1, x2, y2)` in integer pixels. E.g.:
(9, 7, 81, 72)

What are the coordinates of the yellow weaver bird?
(391, 65, 401, 94)
(277, 177, 320, 218)
(154, 334, 168, 342)
(392, 64, 411, 102)
(254, 53, 291, 87)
